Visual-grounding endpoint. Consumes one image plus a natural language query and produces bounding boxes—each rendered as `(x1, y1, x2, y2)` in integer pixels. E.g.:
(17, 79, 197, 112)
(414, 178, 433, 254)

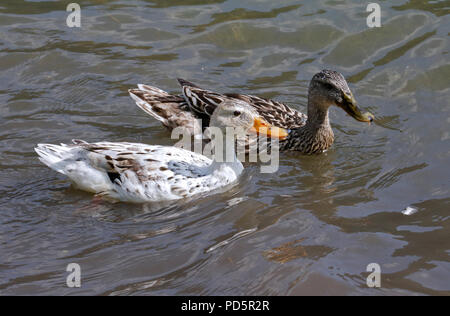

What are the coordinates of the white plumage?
(36, 141, 227, 202)
(35, 100, 287, 203)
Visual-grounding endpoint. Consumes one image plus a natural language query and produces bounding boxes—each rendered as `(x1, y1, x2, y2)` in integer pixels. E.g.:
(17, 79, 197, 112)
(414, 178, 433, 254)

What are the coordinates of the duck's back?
(35, 141, 223, 202)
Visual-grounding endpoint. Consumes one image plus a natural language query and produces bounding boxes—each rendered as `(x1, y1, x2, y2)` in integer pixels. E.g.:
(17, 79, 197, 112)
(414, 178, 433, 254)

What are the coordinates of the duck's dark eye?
(322, 82, 334, 90)
(233, 111, 241, 117)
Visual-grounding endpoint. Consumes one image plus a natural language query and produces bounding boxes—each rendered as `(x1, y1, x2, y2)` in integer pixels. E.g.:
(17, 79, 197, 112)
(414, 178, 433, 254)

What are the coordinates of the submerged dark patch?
(107, 172, 121, 183)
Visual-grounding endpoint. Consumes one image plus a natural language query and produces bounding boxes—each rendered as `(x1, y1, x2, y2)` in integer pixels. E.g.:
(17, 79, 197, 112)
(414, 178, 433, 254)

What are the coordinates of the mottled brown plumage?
(129, 70, 373, 154)
(35, 101, 286, 202)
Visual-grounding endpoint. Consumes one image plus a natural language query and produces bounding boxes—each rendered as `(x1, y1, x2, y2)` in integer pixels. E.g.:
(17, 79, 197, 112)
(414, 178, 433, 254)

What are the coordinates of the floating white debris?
(227, 197, 247, 207)
(402, 206, 418, 216)
(206, 228, 257, 253)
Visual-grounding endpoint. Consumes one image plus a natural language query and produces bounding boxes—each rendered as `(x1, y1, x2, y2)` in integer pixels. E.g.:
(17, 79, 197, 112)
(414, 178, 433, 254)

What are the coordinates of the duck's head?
(209, 99, 289, 140)
(309, 70, 374, 123)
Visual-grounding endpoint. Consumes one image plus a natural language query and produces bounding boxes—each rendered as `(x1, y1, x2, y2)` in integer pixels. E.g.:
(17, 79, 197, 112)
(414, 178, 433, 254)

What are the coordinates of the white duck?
(35, 100, 288, 202)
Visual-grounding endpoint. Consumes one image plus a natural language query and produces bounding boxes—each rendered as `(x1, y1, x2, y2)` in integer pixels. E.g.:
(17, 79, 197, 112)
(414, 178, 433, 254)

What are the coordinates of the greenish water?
(0, 0, 449, 295)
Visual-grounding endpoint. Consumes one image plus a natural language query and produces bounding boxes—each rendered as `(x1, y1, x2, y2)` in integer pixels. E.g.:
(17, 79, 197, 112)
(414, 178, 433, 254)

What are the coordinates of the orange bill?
(251, 117, 289, 140)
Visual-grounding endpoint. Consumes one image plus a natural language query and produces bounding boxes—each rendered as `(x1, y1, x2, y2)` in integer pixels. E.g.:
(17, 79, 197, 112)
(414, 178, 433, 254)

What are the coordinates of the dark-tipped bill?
(339, 93, 374, 123)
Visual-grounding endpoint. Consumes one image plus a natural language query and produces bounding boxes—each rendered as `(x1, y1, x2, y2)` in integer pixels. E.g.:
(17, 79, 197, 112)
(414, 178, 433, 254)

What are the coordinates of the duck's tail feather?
(35, 143, 114, 194)
(34, 143, 73, 175)
(128, 85, 183, 127)
(177, 78, 199, 88)
(129, 84, 203, 136)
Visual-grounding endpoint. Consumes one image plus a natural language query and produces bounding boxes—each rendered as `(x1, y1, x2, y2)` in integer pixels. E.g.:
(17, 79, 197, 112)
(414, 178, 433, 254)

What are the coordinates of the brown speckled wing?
(177, 78, 307, 130)
(129, 86, 202, 136)
(224, 93, 307, 129)
(180, 85, 224, 125)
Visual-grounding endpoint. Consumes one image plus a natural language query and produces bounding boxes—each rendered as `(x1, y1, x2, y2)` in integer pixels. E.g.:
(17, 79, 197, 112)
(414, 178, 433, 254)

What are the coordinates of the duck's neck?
(288, 100, 334, 154)
(306, 99, 331, 128)
(208, 139, 244, 175)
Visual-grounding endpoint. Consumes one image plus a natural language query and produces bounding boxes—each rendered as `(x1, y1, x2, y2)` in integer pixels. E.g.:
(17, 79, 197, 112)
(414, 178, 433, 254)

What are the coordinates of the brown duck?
(129, 70, 374, 154)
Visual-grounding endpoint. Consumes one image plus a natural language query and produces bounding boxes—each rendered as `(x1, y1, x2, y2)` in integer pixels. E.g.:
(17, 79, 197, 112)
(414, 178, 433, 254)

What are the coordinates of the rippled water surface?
(0, 0, 449, 295)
